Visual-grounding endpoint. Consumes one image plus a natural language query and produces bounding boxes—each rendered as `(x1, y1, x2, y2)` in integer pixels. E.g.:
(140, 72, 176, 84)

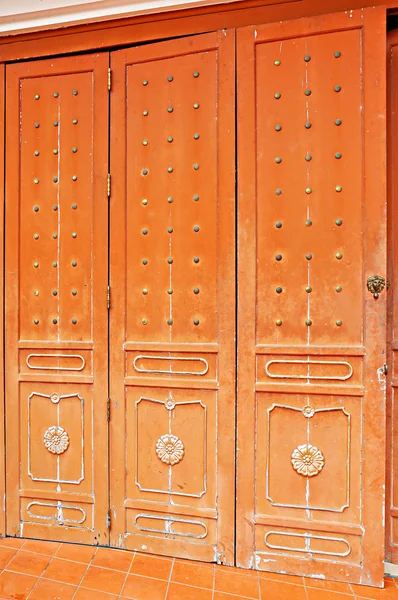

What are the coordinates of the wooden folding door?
(5, 54, 110, 544)
(109, 32, 236, 562)
(236, 8, 387, 586)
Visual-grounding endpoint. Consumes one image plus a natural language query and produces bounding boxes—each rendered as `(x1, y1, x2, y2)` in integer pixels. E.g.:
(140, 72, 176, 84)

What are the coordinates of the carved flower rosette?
(291, 443, 325, 477)
(43, 425, 70, 455)
(156, 434, 185, 466)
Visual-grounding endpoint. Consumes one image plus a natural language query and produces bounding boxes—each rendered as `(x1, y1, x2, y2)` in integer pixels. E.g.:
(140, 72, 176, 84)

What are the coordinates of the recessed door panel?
(110, 31, 235, 562)
(5, 54, 109, 544)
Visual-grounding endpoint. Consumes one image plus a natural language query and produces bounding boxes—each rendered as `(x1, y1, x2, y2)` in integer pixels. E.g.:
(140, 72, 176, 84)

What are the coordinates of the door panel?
(110, 32, 235, 562)
(5, 54, 109, 544)
(237, 8, 386, 585)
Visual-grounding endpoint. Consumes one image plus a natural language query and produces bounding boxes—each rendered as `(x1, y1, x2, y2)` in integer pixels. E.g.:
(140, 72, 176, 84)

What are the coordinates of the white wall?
(0, 0, 237, 36)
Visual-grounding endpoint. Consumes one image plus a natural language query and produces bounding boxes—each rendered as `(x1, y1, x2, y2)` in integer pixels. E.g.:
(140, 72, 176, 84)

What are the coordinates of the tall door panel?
(110, 32, 235, 562)
(5, 54, 110, 544)
(237, 8, 386, 585)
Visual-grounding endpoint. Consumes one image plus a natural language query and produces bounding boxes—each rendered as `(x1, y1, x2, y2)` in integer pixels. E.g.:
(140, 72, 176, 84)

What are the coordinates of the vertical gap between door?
(2, 66, 6, 538)
(234, 33, 238, 568)
(107, 53, 111, 547)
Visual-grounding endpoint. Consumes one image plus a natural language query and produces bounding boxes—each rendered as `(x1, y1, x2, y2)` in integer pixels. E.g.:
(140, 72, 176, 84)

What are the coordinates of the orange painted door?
(5, 54, 110, 544)
(236, 8, 387, 586)
(109, 32, 236, 562)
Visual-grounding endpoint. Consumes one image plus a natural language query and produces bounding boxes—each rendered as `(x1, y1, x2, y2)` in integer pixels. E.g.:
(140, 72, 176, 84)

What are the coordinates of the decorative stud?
(275, 254, 282, 261)
(274, 59, 281, 66)
(306, 220, 312, 227)
(72, 232, 77, 238)
(142, 80, 148, 86)
(276, 287, 283, 293)
(72, 261, 77, 267)
(34, 178, 39, 184)
(193, 72, 199, 78)
(168, 197, 174, 203)
(167, 288, 173, 294)
(72, 90, 78, 96)
(193, 133, 200, 140)
(142, 288, 148, 295)
(142, 228, 148, 235)
(72, 175, 77, 181)
(53, 205, 58, 211)
(168, 107, 174, 113)
(305, 188, 312, 194)
(193, 164, 200, 170)
(52, 290, 57, 296)
(72, 147, 77, 153)
(335, 119, 342, 126)
(335, 185, 342, 192)
(306, 254, 312, 260)
(335, 219, 343, 226)
(34, 319, 39, 324)
(72, 319, 77, 325)
(193, 103, 200, 109)
(53, 149, 58, 155)
(53, 318, 58, 324)
(34, 206, 39, 212)
(193, 225, 200, 232)
(335, 252, 343, 259)
(168, 167, 173, 173)
(275, 157, 282, 164)
(167, 257, 173, 264)
(305, 122, 312, 129)
(275, 124, 282, 131)
(193, 195, 199, 201)
(142, 169, 148, 176)
(54, 92, 59, 98)
(34, 123, 40, 128)
(334, 85, 341, 92)
(72, 203, 77, 210)
(335, 152, 342, 159)
(34, 151, 40, 156)
(305, 319, 312, 326)
(34, 94, 40, 100)
(167, 137, 173, 143)
(275, 222, 282, 229)
(336, 320, 342, 326)
(142, 199, 148, 205)
(276, 319, 282, 326)
(168, 227, 173, 233)
(168, 75, 173, 82)
(142, 259, 148, 265)
(72, 290, 77, 296)
(334, 51, 341, 58)
(306, 286, 312, 293)
(53, 234, 57, 239)
(53, 177, 58, 183)
(275, 189, 282, 196)
(193, 257, 200, 263)
(304, 89, 311, 96)
(335, 285, 342, 292)
(72, 119, 78, 124)
(167, 319, 173, 325)
(33, 262, 39, 268)
(143, 110, 148, 116)
(54, 121, 58, 127)
(305, 154, 312, 161)
(193, 288, 200, 294)
(274, 92, 281, 99)
(142, 318, 148, 325)
(33, 234, 39, 240)
(304, 55, 311, 62)
(193, 319, 200, 325)
(34, 291, 39, 296)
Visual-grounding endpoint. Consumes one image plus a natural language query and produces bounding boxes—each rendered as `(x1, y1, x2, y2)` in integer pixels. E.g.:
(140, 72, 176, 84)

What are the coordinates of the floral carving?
(302, 405, 315, 418)
(43, 426, 70, 455)
(156, 434, 184, 465)
(291, 443, 325, 477)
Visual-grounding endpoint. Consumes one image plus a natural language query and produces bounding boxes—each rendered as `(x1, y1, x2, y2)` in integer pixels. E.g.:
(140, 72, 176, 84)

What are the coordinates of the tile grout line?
(164, 557, 175, 600)
(211, 563, 216, 600)
(70, 544, 99, 600)
(0, 538, 27, 578)
(25, 545, 62, 600)
(117, 550, 136, 599)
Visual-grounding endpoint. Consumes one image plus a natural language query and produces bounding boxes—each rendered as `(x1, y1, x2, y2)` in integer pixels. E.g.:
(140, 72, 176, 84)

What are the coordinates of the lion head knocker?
(367, 275, 387, 299)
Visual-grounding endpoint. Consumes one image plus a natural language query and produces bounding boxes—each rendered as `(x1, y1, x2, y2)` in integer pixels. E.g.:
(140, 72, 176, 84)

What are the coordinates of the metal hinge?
(108, 68, 112, 92)
(107, 397, 111, 421)
(106, 510, 111, 528)
(107, 173, 111, 198)
(107, 285, 111, 309)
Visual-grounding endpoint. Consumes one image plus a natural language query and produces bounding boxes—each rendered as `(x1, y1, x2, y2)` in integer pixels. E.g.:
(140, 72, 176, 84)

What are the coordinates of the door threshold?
(385, 562, 398, 577)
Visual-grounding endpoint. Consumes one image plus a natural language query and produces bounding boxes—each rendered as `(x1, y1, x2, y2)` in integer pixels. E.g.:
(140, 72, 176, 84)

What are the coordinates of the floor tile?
(215, 567, 260, 598)
(0, 545, 18, 569)
(260, 578, 307, 600)
(56, 543, 97, 563)
(166, 582, 213, 600)
(352, 580, 398, 599)
(259, 571, 305, 585)
(214, 593, 261, 600)
(74, 589, 119, 600)
(6, 549, 51, 576)
(0, 570, 37, 599)
(306, 588, 354, 600)
(42, 557, 88, 585)
(129, 553, 173, 580)
(28, 578, 77, 600)
(305, 577, 352, 593)
(121, 574, 168, 600)
(23, 539, 61, 556)
(91, 547, 133, 572)
(0, 537, 26, 549)
(80, 565, 126, 595)
(172, 561, 214, 588)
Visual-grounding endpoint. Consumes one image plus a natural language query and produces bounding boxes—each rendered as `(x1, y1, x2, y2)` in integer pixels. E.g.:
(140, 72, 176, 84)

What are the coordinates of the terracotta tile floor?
(0, 538, 396, 600)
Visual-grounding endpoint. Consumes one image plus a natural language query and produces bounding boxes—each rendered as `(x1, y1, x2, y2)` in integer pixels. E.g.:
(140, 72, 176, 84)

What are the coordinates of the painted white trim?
(0, 0, 241, 36)
(385, 561, 398, 577)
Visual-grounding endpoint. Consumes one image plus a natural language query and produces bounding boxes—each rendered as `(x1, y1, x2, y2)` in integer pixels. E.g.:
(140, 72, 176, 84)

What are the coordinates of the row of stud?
(275, 319, 343, 327)
(273, 286, 344, 293)
(141, 288, 201, 295)
(142, 195, 200, 204)
(34, 91, 79, 99)
(141, 165, 200, 174)
(141, 318, 200, 325)
(274, 247, 344, 259)
(141, 103, 200, 117)
(33, 290, 78, 296)
(274, 52, 342, 65)
(34, 148, 78, 155)
(34, 120, 79, 128)
(142, 72, 200, 85)
(274, 86, 342, 99)
(142, 134, 200, 144)
(33, 261, 78, 268)
(33, 204, 78, 211)
(33, 177, 78, 184)
(34, 233, 78, 239)
(141, 227, 200, 234)
(275, 120, 343, 128)
(274, 153, 342, 161)
(141, 257, 200, 265)
(33, 318, 78, 325)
